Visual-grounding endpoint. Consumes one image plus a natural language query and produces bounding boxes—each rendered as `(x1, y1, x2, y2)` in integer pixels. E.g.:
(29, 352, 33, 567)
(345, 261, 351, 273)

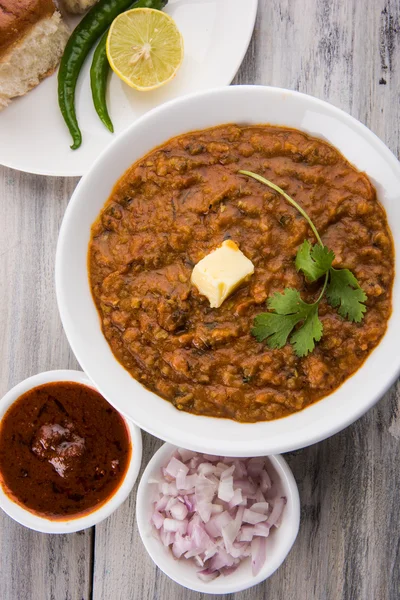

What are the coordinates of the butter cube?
(191, 240, 254, 308)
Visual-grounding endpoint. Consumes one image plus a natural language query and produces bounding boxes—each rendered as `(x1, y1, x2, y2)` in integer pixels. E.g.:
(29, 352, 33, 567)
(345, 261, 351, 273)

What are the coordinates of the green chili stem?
(239, 170, 324, 247)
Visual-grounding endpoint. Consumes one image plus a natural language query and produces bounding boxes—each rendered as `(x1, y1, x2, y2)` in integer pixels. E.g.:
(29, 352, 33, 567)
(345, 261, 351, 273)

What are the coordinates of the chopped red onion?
(229, 542, 249, 558)
(238, 525, 255, 542)
(233, 478, 257, 496)
(260, 469, 272, 493)
(185, 548, 204, 559)
(254, 522, 270, 537)
(163, 518, 188, 535)
(151, 510, 164, 530)
(172, 532, 193, 558)
(221, 564, 240, 576)
(165, 457, 189, 478)
(193, 523, 214, 551)
(197, 568, 219, 582)
(188, 456, 201, 470)
(243, 509, 268, 524)
(187, 513, 202, 536)
(160, 481, 178, 496)
(210, 503, 223, 515)
(232, 459, 247, 478)
(182, 494, 194, 512)
(209, 547, 235, 571)
(155, 495, 169, 512)
(250, 501, 269, 514)
(183, 474, 198, 490)
(204, 546, 218, 561)
(178, 448, 197, 463)
(255, 487, 266, 503)
(165, 496, 178, 512)
(221, 506, 243, 554)
(220, 464, 235, 479)
(251, 536, 267, 576)
(193, 554, 204, 568)
(228, 488, 243, 508)
(170, 501, 188, 521)
(161, 468, 175, 483)
(150, 450, 286, 582)
(266, 496, 286, 528)
(175, 470, 186, 490)
(197, 462, 216, 476)
(160, 528, 175, 547)
(204, 517, 222, 539)
(218, 475, 234, 502)
(247, 457, 265, 478)
(212, 510, 233, 533)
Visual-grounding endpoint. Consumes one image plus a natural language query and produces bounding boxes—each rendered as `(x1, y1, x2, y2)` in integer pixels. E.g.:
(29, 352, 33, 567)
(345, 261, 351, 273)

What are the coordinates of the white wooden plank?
(0, 172, 93, 600)
(93, 0, 400, 598)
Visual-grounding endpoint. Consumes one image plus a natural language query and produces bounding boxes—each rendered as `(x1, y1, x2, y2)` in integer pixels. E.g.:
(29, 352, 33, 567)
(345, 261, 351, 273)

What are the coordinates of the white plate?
(0, 0, 258, 177)
(56, 86, 400, 456)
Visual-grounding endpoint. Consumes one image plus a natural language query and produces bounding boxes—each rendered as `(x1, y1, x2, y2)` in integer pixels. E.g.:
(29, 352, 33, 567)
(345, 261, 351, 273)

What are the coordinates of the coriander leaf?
(295, 240, 335, 282)
(252, 288, 324, 357)
(252, 312, 302, 349)
(267, 288, 307, 314)
(240, 171, 369, 355)
(311, 244, 335, 274)
(290, 305, 323, 357)
(326, 268, 367, 322)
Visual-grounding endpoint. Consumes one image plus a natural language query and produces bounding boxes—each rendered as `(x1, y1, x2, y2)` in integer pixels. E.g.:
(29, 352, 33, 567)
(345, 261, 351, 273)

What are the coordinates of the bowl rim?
(0, 369, 142, 533)
(135, 443, 301, 594)
(55, 84, 400, 456)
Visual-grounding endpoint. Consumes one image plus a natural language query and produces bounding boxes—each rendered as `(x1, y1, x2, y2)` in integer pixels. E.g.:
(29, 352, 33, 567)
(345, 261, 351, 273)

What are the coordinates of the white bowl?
(0, 370, 142, 533)
(136, 443, 300, 594)
(56, 85, 400, 456)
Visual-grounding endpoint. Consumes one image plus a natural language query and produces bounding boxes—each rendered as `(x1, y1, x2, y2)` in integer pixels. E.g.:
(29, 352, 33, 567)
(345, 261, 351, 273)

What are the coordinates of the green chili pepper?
(58, 0, 134, 150)
(90, 0, 168, 134)
(90, 29, 113, 133)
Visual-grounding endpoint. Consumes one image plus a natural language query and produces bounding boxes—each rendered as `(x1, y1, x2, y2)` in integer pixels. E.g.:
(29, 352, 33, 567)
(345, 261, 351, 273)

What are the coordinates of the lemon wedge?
(106, 8, 184, 91)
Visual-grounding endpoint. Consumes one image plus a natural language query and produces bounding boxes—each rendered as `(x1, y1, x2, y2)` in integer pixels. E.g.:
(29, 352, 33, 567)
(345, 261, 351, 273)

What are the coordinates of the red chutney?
(0, 382, 131, 518)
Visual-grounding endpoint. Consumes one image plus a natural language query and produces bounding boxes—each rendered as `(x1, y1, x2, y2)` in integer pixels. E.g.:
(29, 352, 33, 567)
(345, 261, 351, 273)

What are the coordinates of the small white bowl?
(0, 370, 142, 534)
(136, 443, 300, 594)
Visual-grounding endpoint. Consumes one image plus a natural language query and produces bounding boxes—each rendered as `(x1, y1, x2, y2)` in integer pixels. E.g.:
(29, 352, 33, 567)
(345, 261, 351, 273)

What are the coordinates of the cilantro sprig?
(239, 170, 367, 357)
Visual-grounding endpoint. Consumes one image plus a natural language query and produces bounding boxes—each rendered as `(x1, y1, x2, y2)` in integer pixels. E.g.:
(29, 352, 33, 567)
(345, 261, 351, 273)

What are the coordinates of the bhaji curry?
(88, 125, 394, 422)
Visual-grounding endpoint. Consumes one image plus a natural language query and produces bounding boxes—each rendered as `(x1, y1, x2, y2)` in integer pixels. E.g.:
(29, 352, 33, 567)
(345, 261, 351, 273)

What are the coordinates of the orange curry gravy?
(88, 125, 394, 423)
(0, 382, 131, 517)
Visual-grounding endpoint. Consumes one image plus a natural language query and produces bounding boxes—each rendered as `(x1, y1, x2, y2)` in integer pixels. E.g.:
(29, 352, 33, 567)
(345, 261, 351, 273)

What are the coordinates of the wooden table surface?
(1, 1, 400, 598)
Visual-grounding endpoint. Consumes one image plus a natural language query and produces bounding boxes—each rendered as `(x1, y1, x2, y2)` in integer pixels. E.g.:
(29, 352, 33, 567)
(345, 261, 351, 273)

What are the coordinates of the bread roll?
(0, 0, 69, 110)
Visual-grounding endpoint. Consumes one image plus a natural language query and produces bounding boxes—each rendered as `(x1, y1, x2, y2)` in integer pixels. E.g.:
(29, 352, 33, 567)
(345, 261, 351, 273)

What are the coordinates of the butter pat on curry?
(191, 240, 254, 308)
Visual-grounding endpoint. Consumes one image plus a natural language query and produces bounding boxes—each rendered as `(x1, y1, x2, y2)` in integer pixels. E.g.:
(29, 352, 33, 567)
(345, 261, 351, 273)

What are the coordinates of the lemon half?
(107, 8, 184, 92)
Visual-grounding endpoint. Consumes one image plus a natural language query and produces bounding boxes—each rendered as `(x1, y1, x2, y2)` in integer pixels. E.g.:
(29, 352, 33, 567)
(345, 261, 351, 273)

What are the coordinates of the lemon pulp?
(107, 8, 184, 91)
